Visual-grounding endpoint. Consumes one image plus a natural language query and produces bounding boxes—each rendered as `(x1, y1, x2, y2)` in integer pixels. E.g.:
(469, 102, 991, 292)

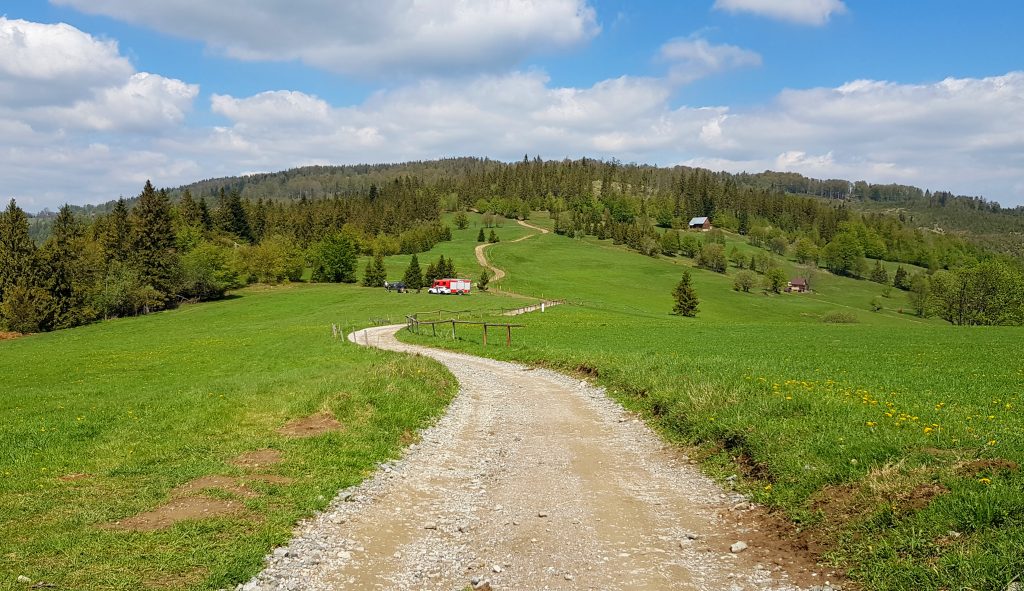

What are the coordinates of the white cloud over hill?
(3, 17, 1024, 208)
(50, 0, 600, 76)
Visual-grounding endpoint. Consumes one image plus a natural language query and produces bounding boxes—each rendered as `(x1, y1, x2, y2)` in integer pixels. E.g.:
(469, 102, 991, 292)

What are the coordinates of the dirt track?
(242, 325, 833, 591)
(474, 219, 549, 285)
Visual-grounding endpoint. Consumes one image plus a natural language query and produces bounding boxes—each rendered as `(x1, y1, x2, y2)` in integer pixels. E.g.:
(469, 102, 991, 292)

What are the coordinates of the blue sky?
(3, 0, 1024, 209)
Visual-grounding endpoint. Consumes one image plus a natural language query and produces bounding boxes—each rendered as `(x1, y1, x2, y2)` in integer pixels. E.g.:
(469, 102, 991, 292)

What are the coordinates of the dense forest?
(3, 157, 1023, 334)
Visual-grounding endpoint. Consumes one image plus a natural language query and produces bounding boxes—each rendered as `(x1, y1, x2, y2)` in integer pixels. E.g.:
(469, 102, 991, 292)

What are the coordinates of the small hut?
(787, 278, 809, 293)
(688, 216, 711, 231)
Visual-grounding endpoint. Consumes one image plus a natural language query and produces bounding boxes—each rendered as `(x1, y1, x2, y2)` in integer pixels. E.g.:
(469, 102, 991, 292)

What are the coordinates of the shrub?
(822, 311, 859, 324)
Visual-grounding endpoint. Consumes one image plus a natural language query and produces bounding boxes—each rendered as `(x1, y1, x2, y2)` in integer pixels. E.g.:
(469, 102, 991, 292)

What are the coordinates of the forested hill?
(29, 157, 1024, 258)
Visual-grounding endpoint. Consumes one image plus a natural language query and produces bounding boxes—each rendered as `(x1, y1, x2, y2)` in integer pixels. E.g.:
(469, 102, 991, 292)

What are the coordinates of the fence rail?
(405, 315, 525, 347)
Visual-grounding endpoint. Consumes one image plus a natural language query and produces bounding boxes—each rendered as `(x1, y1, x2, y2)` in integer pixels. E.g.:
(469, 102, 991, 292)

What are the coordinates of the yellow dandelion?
(978, 477, 991, 485)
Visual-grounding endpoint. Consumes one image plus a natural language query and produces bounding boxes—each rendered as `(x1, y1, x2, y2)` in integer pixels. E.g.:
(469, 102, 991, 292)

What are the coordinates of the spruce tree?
(672, 270, 699, 317)
(40, 205, 95, 329)
(101, 198, 131, 263)
(478, 270, 490, 291)
(424, 261, 439, 286)
(178, 190, 203, 227)
(488, 230, 500, 243)
(362, 252, 386, 287)
(477, 228, 486, 242)
(0, 199, 38, 304)
(129, 182, 178, 307)
(403, 253, 424, 290)
(215, 188, 251, 241)
(869, 259, 890, 284)
(893, 265, 910, 290)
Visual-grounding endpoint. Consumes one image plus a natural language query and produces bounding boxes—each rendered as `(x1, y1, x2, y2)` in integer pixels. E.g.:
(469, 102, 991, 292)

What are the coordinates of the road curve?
(474, 219, 549, 287)
(243, 325, 828, 590)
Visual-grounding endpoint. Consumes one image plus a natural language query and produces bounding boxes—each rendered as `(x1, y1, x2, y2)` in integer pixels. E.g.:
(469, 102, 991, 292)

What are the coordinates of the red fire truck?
(428, 278, 471, 295)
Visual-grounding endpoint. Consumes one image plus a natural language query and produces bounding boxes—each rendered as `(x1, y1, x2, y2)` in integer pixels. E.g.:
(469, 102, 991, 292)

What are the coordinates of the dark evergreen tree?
(100, 198, 131, 263)
(40, 205, 97, 329)
(129, 182, 178, 308)
(423, 261, 440, 287)
(869, 259, 890, 284)
(403, 253, 424, 290)
(478, 269, 490, 291)
(893, 265, 910, 290)
(455, 211, 469, 230)
(477, 228, 485, 242)
(215, 188, 252, 241)
(362, 252, 387, 287)
(198, 197, 213, 230)
(0, 199, 38, 304)
(672, 270, 699, 317)
(488, 229, 500, 243)
(178, 190, 203, 227)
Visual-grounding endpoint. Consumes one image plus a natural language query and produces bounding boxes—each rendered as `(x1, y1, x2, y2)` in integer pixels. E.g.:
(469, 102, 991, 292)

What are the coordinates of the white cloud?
(713, 0, 847, 26)
(0, 17, 133, 106)
(660, 36, 762, 84)
(50, 0, 600, 76)
(4, 17, 1024, 210)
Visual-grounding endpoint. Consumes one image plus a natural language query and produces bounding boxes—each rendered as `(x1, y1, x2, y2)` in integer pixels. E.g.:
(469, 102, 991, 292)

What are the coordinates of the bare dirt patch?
(277, 412, 343, 437)
(957, 458, 1019, 477)
(107, 497, 242, 532)
(231, 449, 283, 468)
(0, 331, 22, 341)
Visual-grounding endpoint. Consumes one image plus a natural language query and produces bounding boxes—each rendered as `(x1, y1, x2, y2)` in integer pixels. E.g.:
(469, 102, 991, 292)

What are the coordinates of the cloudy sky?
(3, 0, 1024, 210)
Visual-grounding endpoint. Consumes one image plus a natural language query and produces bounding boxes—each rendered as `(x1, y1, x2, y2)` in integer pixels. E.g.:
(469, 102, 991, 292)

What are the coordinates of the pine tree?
(362, 252, 387, 287)
(893, 265, 910, 290)
(869, 259, 890, 284)
(478, 270, 490, 291)
(215, 188, 251, 241)
(477, 228, 485, 242)
(0, 199, 39, 304)
(672, 270, 699, 317)
(423, 261, 439, 287)
(403, 253, 424, 290)
(488, 230, 500, 243)
(455, 211, 469, 230)
(129, 182, 178, 307)
(198, 197, 212, 230)
(178, 190, 203, 227)
(40, 205, 96, 328)
(100, 198, 131, 263)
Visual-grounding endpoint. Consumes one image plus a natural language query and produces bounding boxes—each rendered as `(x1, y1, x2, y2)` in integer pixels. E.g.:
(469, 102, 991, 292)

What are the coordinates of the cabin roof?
(688, 216, 709, 225)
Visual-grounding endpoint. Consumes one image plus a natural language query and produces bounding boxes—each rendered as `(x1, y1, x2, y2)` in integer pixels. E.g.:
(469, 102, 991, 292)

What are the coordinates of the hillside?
(32, 158, 1024, 261)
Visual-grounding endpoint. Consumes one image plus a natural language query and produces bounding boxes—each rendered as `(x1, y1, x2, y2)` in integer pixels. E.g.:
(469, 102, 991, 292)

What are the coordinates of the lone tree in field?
(870, 259, 890, 284)
(478, 270, 490, 291)
(403, 253, 423, 290)
(477, 228, 485, 242)
(488, 229, 500, 243)
(455, 211, 469, 230)
(362, 252, 387, 287)
(672, 270, 699, 317)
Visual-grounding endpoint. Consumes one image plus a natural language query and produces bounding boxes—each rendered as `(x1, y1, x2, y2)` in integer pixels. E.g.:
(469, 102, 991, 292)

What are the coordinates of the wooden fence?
(405, 316, 524, 347)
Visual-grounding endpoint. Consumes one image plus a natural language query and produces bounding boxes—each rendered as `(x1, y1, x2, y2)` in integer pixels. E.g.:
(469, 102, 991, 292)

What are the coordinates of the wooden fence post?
(483, 324, 488, 346)
(451, 319, 456, 339)
(506, 324, 511, 347)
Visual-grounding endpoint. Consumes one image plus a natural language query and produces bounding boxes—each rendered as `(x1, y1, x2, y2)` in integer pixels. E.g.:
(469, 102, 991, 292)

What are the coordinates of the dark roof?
(790, 277, 808, 286)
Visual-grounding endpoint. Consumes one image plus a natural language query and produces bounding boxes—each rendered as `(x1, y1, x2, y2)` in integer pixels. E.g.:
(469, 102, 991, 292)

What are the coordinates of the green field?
(402, 214, 1024, 590)
(0, 284, 518, 590)
(3, 210, 1022, 590)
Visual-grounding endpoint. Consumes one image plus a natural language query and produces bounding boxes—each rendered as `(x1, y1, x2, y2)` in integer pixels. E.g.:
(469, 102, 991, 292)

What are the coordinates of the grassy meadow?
(0, 283, 517, 590)
(402, 213, 1024, 590)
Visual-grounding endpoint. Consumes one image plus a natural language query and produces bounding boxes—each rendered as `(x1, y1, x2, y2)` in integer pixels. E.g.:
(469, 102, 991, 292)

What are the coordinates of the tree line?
(0, 180, 451, 333)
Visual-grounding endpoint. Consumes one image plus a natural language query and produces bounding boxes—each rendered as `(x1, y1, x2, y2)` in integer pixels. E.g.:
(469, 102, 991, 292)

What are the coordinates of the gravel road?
(239, 325, 835, 591)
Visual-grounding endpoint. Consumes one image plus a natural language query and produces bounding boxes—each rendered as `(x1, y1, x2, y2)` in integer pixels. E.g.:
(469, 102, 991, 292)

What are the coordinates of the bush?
(822, 311, 859, 324)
